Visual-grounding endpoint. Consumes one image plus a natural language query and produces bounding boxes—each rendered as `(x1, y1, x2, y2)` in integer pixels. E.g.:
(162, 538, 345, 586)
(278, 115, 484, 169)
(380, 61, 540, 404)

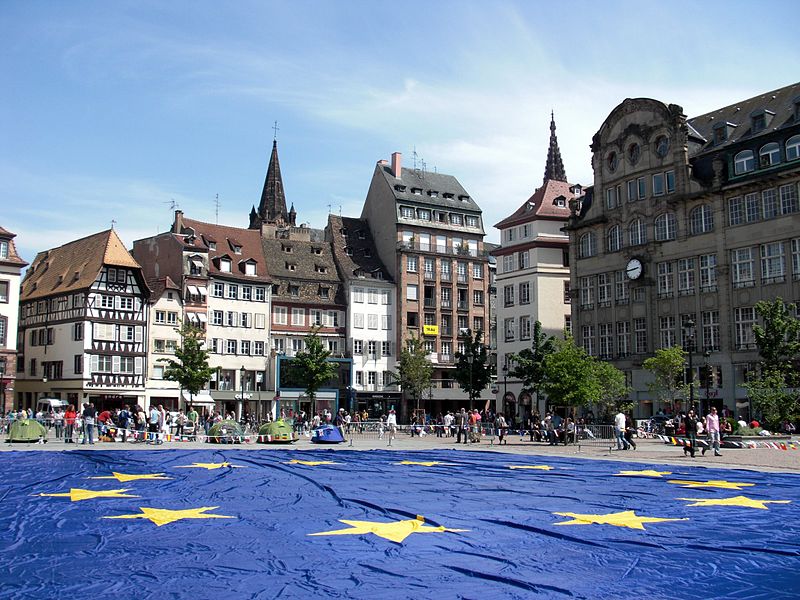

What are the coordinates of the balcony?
(440, 327, 453, 337)
(424, 271, 436, 281)
(437, 353, 454, 364)
(441, 299, 452, 309)
(423, 298, 436, 308)
(440, 271, 452, 282)
(456, 274, 468, 284)
(457, 301, 469, 311)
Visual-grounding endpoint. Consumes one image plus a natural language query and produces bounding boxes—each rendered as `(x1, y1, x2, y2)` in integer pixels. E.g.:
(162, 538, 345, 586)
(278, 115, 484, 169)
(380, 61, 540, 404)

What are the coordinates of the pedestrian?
(624, 414, 637, 450)
(496, 413, 507, 445)
(455, 408, 468, 444)
(148, 404, 161, 444)
(614, 409, 630, 450)
(118, 406, 130, 443)
(386, 409, 397, 441)
(684, 409, 699, 458)
(53, 408, 64, 440)
(82, 403, 97, 445)
(63, 405, 76, 443)
(702, 406, 722, 456)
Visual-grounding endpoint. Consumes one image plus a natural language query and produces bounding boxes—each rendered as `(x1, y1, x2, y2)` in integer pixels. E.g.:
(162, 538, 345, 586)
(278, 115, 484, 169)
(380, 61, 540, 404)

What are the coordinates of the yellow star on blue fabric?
(309, 515, 468, 543)
(508, 465, 554, 471)
(90, 472, 171, 482)
(677, 496, 791, 510)
(174, 462, 245, 470)
(395, 460, 449, 467)
(37, 488, 139, 502)
(285, 460, 337, 466)
(103, 506, 234, 526)
(615, 470, 672, 477)
(553, 510, 687, 530)
(668, 479, 754, 490)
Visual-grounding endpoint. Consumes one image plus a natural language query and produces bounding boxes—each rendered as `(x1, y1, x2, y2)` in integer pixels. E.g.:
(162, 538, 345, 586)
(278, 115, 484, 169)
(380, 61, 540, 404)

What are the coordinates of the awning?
(196, 312, 207, 323)
(187, 285, 200, 296)
(182, 392, 215, 406)
(191, 259, 204, 269)
(197, 286, 208, 296)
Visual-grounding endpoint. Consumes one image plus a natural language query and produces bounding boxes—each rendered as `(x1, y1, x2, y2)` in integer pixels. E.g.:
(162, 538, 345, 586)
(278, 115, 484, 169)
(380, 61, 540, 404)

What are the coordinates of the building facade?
(16, 230, 149, 410)
(360, 152, 493, 417)
(567, 83, 800, 418)
(0, 227, 28, 412)
(143, 276, 184, 410)
(493, 115, 578, 420)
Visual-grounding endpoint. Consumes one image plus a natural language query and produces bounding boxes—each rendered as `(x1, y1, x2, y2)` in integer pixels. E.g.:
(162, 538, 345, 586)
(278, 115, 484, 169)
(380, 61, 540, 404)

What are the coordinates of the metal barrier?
(576, 424, 615, 453)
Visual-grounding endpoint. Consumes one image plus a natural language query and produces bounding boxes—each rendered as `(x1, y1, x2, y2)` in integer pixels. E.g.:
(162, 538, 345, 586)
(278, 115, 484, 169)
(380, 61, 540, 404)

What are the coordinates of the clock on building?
(626, 258, 643, 280)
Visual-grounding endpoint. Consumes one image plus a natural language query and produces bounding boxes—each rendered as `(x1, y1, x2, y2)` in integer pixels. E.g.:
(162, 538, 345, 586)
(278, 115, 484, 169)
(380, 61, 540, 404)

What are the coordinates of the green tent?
(206, 419, 244, 444)
(257, 419, 298, 444)
(7, 419, 48, 443)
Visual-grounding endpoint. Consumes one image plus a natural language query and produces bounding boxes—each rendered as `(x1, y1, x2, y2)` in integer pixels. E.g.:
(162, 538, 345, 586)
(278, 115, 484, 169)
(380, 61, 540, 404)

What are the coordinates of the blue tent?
(310, 424, 344, 444)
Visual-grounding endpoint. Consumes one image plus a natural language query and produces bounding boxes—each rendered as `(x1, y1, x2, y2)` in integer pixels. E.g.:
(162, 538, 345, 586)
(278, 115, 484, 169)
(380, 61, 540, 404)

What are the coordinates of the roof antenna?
(327, 203, 332, 214)
(164, 199, 180, 212)
(110, 219, 117, 230)
(214, 193, 220, 224)
(338, 205, 342, 216)
(272, 120, 280, 141)
(412, 146, 418, 170)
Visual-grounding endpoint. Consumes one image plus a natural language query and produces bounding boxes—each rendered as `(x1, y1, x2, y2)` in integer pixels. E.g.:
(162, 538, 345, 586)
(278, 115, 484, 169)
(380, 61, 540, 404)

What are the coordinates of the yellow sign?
(423, 325, 439, 335)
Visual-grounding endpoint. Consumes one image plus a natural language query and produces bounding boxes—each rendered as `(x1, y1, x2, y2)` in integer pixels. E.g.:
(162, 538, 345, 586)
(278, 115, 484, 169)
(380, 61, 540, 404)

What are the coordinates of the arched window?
(654, 213, 677, 241)
(628, 219, 646, 246)
(786, 135, 800, 162)
(579, 232, 597, 258)
(689, 205, 714, 235)
(734, 150, 755, 175)
(759, 142, 780, 168)
(606, 225, 623, 252)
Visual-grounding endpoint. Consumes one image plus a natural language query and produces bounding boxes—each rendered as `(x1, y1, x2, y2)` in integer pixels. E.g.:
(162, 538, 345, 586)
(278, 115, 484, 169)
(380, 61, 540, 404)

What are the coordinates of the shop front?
(356, 392, 402, 419)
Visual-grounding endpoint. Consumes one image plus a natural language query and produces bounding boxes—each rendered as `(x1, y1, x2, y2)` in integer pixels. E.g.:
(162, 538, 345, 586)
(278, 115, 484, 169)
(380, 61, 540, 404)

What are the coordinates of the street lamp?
(502, 364, 508, 413)
(703, 350, 712, 416)
(467, 352, 474, 411)
(684, 319, 696, 412)
(239, 365, 246, 421)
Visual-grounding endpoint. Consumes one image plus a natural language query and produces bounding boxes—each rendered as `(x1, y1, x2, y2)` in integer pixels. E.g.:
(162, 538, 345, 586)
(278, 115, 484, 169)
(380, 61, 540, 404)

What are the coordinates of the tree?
(593, 360, 633, 416)
(387, 334, 433, 415)
(160, 324, 216, 408)
(508, 321, 556, 406)
(643, 346, 689, 413)
(753, 298, 800, 383)
(743, 371, 800, 429)
(289, 328, 339, 416)
(540, 337, 600, 409)
(453, 329, 491, 409)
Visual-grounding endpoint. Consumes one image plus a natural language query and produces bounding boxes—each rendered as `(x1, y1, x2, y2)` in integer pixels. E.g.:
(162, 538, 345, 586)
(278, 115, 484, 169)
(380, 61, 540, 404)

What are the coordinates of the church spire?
(252, 139, 289, 228)
(543, 111, 568, 184)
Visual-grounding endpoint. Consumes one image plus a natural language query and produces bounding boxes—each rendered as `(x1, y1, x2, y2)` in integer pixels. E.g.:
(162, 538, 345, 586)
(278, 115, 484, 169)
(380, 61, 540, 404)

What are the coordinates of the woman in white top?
(386, 410, 397, 440)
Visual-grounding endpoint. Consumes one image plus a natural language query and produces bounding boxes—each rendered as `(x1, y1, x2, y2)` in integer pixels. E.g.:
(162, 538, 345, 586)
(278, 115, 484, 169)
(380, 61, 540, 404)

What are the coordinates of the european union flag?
(1, 449, 799, 599)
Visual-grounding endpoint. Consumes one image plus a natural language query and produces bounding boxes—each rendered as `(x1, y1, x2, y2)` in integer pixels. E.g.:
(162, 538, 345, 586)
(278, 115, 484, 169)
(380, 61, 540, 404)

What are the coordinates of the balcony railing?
(456, 273, 468, 283)
(440, 271, 452, 282)
(457, 301, 469, 311)
(441, 299, 452, 308)
(397, 240, 489, 258)
(440, 327, 453, 337)
(423, 298, 436, 308)
(424, 271, 436, 280)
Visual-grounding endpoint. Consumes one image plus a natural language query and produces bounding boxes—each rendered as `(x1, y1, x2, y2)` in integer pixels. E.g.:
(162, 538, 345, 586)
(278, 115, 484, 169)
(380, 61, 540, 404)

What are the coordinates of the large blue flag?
(1, 448, 798, 599)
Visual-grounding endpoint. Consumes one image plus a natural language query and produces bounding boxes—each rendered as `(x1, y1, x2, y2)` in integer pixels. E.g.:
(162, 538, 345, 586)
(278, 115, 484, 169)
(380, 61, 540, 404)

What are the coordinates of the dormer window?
(449, 213, 463, 226)
(465, 215, 479, 227)
(363, 249, 372, 258)
(285, 262, 296, 271)
(411, 188, 422, 195)
(458, 195, 469, 202)
(428, 190, 439, 198)
(0, 240, 8, 258)
(357, 230, 366, 240)
(443, 193, 454, 200)
(373, 271, 383, 280)
(311, 247, 322, 255)
(394, 184, 407, 192)
(315, 265, 328, 274)
(281, 244, 293, 253)
(208, 242, 216, 250)
(759, 142, 780, 168)
(734, 150, 755, 175)
(554, 196, 567, 208)
(750, 109, 774, 133)
(244, 261, 257, 276)
(340, 228, 348, 237)
(319, 286, 330, 299)
(713, 123, 727, 144)
(344, 247, 353, 256)
(400, 206, 414, 219)
(289, 285, 299, 297)
(417, 209, 431, 221)
(219, 257, 232, 273)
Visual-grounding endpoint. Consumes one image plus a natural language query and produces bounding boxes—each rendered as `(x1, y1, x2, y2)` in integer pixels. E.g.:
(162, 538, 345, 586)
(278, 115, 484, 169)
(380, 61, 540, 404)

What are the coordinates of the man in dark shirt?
(82, 403, 97, 445)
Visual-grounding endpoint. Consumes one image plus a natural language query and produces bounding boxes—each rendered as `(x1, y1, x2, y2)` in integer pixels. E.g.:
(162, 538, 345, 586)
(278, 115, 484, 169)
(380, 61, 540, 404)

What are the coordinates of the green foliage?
(594, 359, 633, 414)
(643, 346, 689, 409)
(160, 324, 215, 403)
(743, 370, 800, 430)
(508, 321, 556, 400)
(735, 426, 764, 436)
(387, 334, 433, 410)
(453, 329, 491, 406)
(753, 298, 800, 383)
(289, 328, 339, 414)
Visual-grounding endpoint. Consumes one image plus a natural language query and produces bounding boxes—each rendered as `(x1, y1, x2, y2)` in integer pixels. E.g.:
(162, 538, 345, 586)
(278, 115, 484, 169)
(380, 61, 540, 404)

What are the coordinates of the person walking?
(702, 406, 722, 456)
(614, 410, 630, 450)
(684, 408, 699, 458)
(455, 408, 468, 444)
(386, 409, 397, 441)
(63, 405, 76, 443)
(82, 403, 97, 445)
(624, 414, 637, 450)
(148, 404, 160, 444)
(496, 413, 508, 445)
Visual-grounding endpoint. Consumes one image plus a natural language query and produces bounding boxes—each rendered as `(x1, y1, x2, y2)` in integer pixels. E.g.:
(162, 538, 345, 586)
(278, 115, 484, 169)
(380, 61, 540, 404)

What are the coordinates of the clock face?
(626, 258, 643, 280)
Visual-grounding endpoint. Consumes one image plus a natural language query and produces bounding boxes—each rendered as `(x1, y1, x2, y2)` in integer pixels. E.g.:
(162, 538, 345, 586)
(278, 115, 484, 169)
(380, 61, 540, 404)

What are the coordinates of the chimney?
(391, 152, 402, 179)
(172, 210, 184, 234)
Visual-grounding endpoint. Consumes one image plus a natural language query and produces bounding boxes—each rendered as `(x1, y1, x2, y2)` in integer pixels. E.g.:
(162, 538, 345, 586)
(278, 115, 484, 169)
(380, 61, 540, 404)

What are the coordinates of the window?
(637, 177, 646, 200)
(74, 354, 83, 375)
(519, 316, 532, 340)
(407, 256, 418, 272)
(240, 286, 252, 301)
(578, 233, 597, 258)
(563, 281, 571, 304)
(606, 225, 623, 252)
(731, 247, 755, 288)
(659, 316, 676, 349)
(381, 290, 391, 305)
(787, 135, 800, 161)
(628, 219, 646, 246)
(605, 187, 618, 210)
(689, 205, 714, 235)
(677, 258, 696, 295)
(579, 276, 594, 308)
(761, 242, 786, 283)
(627, 180, 637, 203)
(94, 323, 115, 341)
(225, 284, 238, 300)
(212, 282, 224, 297)
(241, 312, 251, 328)
(597, 273, 611, 306)
(381, 315, 391, 330)
(617, 322, 630, 357)
(519, 282, 530, 305)
(734, 307, 756, 350)
(368, 314, 378, 329)
(291, 308, 304, 326)
(745, 193, 760, 222)
(289, 285, 300, 298)
(518, 251, 530, 269)
(780, 183, 798, 214)
(353, 313, 364, 329)
(0, 241, 7, 259)
(763, 188, 779, 219)
(472, 263, 483, 279)
(226, 311, 238, 327)
(699, 254, 717, 292)
(759, 142, 780, 168)
(219, 258, 232, 272)
(581, 325, 595, 356)
(227, 339, 237, 354)
(634, 318, 647, 354)
(354, 340, 364, 356)
(400, 206, 414, 219)
(598, 323, 613, 359)
(734, 150, 754, 175)
(728, 197, 744, 226)
(502, 255, 514, 273)
(665, 170, 675, 194)
(504, 318, 515, 342)
(473, 290, 484, 305)
(654, 212, 677, 241)
(254, 341, 264, 356)
(657, 262, 674, 297)
(614, 271, 629, 304)
(406, 283, 419, 301)
(503, 285, 514, 307)
(319, 287, 330, 299)
(652, 173, 665, 197)
(382, 341, 392, 356)
(702, 311, 720, 351)
(273, 306, 287, 325)
(72, 322, 83, 341)
(98, 294, 114, 309)
(450, 214, 464, 226)
(244, 262, 257, 276)
(466, 215, 479, 227)
(793, 238, 800, 279)
(417, 209, 431, 221)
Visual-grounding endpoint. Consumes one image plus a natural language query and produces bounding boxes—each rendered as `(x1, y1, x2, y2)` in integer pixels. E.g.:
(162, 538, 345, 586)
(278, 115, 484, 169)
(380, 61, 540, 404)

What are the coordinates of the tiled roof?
(147, 276, 180, 303)
(262, 237, 340, 284)
(0, 225, 29, 267)
(688, 82, 800, 154)
(493, 179, 574, 229)
(181, 218, 270, 283)
(378, 165, 480, 212)
(20, 229, 140, 300)
(327, 214, 393, 282)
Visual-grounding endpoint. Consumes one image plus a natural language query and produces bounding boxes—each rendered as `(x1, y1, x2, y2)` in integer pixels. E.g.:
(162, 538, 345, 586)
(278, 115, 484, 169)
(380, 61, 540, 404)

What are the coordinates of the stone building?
(0, 227, 28, 412)
(493, 115, 578, 420)
(360, 152, 493, 417)
(567, 82, 800, 418)
(16, 230, 149, 411)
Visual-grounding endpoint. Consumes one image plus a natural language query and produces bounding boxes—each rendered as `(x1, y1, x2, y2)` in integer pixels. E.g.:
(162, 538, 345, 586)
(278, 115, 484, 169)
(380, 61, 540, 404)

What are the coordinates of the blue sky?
(2, 0, 797, 261)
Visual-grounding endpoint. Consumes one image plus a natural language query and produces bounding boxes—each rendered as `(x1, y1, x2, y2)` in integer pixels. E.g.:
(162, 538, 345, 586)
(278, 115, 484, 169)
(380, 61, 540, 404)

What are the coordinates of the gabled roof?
(261, 236, 340, 284)
(0, 225, 29, 267)
(147, 276, 180, 303)
(181, 218, 269, 283)
(378, 165, 481, 212)
(21, 229, 141, 300)
(326, 215, 393, 283)
(494, 179, 574, 229)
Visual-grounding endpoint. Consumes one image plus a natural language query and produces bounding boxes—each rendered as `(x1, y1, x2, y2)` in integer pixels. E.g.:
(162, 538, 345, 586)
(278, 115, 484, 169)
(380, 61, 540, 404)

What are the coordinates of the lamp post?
(502, 364, 508, 415)
(703, 350, 712, 416)
(684, 319, 696, 412)
(239, 365, 246, 422)
(467, 350, 474, 411)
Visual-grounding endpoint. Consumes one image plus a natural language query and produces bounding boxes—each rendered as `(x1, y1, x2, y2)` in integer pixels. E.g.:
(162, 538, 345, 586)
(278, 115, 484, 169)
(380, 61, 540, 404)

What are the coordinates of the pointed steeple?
(254, 140, 289, 227)
(543, 111, 568, 184)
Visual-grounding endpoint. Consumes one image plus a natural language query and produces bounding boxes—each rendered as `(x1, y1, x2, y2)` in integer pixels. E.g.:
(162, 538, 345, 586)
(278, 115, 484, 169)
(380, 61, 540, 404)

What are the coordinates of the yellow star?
(667, 479, 755, 490)
(615, 470, 672, 477)
(553, 510, 688, 530)
(90, 472, 172, 483)
(37, 488, 139, 502)
(395, 460, 447, 467)
(508, 465, 554, 471)
(285, 460, 336, 466)
(174, 462, 245, 470)
(103, 506, 235, 527)
(678, 496, 791, 510)
(309, 515, 468, 544)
